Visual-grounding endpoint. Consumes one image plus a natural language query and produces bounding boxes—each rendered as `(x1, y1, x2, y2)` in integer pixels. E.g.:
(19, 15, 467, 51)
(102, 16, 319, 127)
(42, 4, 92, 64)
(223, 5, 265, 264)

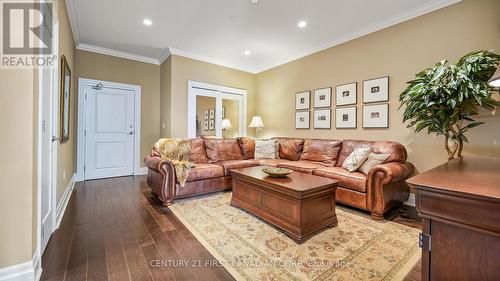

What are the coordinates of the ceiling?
(66, 0, 460, 73)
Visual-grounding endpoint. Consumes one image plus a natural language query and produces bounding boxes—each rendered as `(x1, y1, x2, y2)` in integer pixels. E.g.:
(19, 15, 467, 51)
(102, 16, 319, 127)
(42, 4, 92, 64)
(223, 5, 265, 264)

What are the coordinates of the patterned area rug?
(169, 192, 420, 281)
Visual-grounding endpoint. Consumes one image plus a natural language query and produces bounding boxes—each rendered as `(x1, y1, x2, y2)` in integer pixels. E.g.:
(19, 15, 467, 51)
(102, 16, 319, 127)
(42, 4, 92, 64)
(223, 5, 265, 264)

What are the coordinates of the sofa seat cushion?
(277, 161, 329, 174)
(251, 159, 291, 167)
(216, 160, 259, 176)
(313, 167, 367, 192)
(186, 164, 224, 182)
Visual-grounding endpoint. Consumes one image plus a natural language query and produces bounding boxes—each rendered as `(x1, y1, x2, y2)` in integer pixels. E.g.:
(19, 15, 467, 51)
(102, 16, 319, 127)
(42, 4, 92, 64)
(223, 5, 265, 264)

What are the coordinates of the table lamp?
(249, 116, 264, 138)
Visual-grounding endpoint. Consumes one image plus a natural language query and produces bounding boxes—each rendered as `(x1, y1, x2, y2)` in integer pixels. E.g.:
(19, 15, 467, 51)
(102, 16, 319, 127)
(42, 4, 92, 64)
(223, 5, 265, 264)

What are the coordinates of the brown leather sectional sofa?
(145, 137, 414, 219)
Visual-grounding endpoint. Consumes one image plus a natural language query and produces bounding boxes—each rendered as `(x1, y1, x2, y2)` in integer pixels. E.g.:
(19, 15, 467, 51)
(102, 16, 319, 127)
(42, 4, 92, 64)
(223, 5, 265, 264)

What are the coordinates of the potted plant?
(400, 50, 500, 160)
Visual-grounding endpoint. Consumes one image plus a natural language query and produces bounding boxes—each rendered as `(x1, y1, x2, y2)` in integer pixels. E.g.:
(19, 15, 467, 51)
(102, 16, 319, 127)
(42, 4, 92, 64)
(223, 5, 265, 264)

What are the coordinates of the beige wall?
(256, 0, 500, 173)
(169, 55, 257, 137)
(0, 69, 36, 268)
(75, 50, 161, 165)
(56, 0, 77, 204)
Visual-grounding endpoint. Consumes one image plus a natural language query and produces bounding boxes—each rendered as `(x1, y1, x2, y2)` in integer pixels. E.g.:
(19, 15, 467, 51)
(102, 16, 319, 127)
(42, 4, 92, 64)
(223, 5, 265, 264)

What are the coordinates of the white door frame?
(76, 78, 142, 181)
(187, 80, 247, 138)
(36, 1, 58, 275)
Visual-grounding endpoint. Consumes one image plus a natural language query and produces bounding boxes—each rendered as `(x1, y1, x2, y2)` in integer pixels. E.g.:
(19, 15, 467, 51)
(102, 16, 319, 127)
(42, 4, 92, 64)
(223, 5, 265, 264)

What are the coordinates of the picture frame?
(295, 91, 310, 110)
(314, 87, 332, 108)
(203, 120, 209, 131)
(222, 106, 226, 118)
(335, 107, 357, 129)
(363, 76, 389, 103)
(295, 111, 310, 129)
(209, 119, 215, 130)
(363, 104, 389, 128)
(336, 82, 357, 106)
(209, 109, 215, 119)
(60, 55, 71, 143)
(204, 110, 209, 120)
(314, 109, 331, 129)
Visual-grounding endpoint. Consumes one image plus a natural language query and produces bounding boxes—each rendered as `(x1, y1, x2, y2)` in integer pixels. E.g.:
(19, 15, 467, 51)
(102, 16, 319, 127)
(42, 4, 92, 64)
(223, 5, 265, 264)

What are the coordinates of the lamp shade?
(488, 65, 500, 87)
(249, 116, 264, 128)
(221, 119, 232, 130)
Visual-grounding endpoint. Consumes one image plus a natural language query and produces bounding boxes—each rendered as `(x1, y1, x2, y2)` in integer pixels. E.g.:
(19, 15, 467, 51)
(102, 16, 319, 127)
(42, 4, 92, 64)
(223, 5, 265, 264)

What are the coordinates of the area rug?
(169, 192, 420, 281)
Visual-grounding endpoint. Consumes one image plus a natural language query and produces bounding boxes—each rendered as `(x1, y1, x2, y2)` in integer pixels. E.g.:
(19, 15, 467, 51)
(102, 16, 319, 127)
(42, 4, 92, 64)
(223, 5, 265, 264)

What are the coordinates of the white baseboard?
(404, 193, 416, 207)
(55, 173, 76, 230)
(135, 166, 148, 175)
(0, 249, 41, 281)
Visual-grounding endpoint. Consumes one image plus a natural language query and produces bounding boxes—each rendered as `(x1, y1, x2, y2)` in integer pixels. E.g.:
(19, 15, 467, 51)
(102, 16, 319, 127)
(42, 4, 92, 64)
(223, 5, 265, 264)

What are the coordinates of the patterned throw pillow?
(358, 153, 390, 175)
(255, 139, 277, 159)
(342, 147, 371, 172)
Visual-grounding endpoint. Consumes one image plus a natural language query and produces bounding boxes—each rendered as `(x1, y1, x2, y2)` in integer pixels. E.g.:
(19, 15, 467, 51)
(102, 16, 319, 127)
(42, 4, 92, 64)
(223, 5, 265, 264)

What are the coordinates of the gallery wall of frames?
(295, 76, 389, 129)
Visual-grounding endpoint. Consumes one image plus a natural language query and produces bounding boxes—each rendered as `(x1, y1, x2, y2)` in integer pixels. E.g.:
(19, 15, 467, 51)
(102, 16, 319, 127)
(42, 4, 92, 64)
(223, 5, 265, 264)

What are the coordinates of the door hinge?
(41, 225, 45, 238)
(84, 129, 86, 136)
(85, 92, 87, 100)
(419, 233, 431, 251)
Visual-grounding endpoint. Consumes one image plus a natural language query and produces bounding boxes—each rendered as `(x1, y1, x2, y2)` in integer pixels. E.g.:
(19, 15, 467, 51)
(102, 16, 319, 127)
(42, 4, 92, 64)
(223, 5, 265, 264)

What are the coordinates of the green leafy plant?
(400, 50, 500, 160)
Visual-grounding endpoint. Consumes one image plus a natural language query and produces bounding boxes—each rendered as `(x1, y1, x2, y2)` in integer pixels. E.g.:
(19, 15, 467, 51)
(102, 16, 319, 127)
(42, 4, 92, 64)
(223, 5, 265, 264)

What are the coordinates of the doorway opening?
(187, 81, 247, 138)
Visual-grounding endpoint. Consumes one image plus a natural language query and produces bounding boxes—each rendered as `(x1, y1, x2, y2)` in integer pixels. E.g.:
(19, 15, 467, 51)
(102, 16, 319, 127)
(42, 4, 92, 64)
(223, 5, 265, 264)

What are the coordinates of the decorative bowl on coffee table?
(262, 167, 293, 178)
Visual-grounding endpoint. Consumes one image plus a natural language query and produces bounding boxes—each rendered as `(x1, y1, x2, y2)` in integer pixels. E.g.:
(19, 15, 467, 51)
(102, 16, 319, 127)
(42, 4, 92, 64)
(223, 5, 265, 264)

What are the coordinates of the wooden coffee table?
(230, 166, 339, 243)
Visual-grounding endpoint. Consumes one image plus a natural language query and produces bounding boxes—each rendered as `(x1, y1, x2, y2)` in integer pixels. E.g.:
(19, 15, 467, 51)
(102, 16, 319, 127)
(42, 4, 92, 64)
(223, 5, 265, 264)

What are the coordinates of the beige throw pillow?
(342, 147, 371, 172)
(255, 139, 277, 159)
(358, 153, 390, 175)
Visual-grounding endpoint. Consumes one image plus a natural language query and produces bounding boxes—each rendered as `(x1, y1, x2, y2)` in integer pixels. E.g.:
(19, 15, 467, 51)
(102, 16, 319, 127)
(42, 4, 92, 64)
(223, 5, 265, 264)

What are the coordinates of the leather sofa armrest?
(369, 162, 415, 185)
(144, 156, 175, 175)
(144, 156, 176, 204)
(366, 162, 415, 219)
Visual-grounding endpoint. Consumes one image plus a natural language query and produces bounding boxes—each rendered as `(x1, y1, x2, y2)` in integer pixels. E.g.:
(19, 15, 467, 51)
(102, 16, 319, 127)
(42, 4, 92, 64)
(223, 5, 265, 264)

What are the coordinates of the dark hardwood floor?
(40, 175, 421, 281)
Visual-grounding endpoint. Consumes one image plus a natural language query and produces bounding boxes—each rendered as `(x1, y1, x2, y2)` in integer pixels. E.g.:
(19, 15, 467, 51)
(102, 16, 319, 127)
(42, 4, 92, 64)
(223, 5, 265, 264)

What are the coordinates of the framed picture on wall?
(209, 119, 215, 130)
(203, 120, 209, 131)
(336, 82, 357, 106)
(204, 110, 209, 120)
(363, 76, 389, 103)
(60, 55, 72, 143)
(295, 91, 310, 110)
(314, 87, 332, 108)
(335, 107, 357, 129)
(295, 111, 310, 129)
(363, 104, 389, 128)
(209, 109, 215, 119)
(314, 109, 331, 129)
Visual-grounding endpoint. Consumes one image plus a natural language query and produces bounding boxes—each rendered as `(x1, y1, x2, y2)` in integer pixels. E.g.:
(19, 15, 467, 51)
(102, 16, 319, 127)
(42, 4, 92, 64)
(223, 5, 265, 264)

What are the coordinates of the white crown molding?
(76, 43, 161, 65)
(253, 0, 462, 73)
(0, 248, 41, 281)
(64, 0, 80, 45)
(169, 48, 256, 73)
(158, 48, 171, 64)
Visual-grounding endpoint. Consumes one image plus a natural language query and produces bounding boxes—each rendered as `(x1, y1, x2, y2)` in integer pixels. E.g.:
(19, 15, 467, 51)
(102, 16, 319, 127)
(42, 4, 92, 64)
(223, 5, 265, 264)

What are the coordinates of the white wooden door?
(84, 86, 135, 180)
(40, 2, 56, 253)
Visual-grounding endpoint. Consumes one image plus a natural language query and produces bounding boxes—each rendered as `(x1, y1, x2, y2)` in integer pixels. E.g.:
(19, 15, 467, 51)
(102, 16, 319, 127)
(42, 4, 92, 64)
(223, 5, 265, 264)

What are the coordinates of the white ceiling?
(66, 0, 460, 73)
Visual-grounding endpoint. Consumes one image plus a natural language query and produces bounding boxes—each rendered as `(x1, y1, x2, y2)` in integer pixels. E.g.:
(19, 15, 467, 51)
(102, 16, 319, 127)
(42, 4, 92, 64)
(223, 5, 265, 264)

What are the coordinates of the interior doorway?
(187, 81, 247, 138)
(77, 78, 142, 181)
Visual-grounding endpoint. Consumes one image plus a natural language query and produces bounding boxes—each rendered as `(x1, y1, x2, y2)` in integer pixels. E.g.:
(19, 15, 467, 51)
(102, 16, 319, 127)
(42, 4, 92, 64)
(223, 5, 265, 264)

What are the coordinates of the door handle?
(128, 131, 134, 135)
(51, 136, 60, 142)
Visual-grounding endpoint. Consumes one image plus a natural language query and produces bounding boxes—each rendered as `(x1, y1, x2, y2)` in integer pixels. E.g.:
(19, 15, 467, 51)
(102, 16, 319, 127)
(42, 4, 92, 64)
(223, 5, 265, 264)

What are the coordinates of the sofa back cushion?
(188, 138, 209, 163)
(237, 137, 255, 160)
(336, 139, 407, 167)
(204, 139, 243, 163)
(275, 138, 304, 161)
(299, 139, 341, 165)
